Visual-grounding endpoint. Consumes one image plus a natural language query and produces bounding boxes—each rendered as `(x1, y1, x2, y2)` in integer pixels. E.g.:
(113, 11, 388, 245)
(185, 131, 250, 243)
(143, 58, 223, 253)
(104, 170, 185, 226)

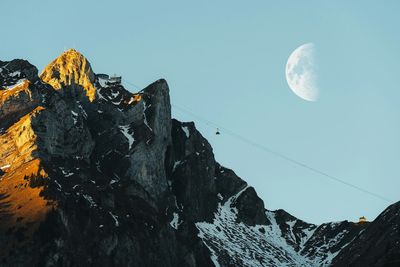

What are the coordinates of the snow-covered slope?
(196, 186, 313, 266)
(0, 51, 398, 267)
(196, 185, 364, 266)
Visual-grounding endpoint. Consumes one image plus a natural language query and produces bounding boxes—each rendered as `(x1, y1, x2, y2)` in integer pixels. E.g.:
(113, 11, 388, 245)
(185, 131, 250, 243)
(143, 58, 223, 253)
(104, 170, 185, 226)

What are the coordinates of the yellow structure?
(358, 216, 367, 223)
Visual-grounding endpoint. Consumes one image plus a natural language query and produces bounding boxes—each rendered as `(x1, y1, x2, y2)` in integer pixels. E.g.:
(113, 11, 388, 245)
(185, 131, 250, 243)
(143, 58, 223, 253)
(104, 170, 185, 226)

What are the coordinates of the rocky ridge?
(0, 50, 399, 266)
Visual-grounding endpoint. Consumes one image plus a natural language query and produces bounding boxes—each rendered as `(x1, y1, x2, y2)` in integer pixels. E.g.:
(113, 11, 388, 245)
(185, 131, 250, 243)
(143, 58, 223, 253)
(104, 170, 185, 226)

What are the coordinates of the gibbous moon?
(285, 43, 318, 101)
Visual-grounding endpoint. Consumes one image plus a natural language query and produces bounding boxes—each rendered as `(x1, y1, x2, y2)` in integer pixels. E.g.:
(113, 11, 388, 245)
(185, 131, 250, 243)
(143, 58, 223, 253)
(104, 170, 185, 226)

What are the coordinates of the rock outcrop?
(0, 50, 399, 267)
(332, 201, 400, 266)
(40, 49, 96, 102)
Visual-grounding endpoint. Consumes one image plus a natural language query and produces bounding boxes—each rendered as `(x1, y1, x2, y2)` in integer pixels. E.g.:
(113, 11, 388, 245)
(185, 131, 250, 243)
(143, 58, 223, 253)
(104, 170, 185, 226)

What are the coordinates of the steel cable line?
(121, 78, 393, 204)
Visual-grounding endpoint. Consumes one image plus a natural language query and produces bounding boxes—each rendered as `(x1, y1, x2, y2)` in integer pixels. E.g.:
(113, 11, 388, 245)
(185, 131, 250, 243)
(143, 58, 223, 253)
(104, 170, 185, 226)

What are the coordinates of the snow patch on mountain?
(119, 125, 135, 150)
(181, 126, 190, 138)
(143, 101, 153, 132)
(0, 164, 11, 170)
(3, 78, 28, 90)
(170, 212, 181, 230)
(71, 111, 78, 125)
(195, 186, 349, 267)
(109, 211, 119, 227)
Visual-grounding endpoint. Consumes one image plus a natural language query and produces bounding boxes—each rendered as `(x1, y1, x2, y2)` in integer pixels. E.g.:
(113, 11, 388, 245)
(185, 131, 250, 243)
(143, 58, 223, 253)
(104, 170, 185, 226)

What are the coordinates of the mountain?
(0, 50, 399, 267)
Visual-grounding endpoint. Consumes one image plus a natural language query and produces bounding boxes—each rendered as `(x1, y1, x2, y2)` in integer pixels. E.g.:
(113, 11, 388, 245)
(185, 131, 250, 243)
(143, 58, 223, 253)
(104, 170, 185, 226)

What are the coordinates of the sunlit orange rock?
(40, 49, 97, 102)
(0, 106, 55, 259)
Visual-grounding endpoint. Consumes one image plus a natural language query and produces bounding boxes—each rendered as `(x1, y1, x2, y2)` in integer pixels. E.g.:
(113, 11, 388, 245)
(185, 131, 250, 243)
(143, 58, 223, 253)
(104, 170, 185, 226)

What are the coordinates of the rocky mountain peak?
(331, 201, 400, 266)
(40, 49, 96, 102)
(1, 51, 399, 266)
(0, 59, 39, 82)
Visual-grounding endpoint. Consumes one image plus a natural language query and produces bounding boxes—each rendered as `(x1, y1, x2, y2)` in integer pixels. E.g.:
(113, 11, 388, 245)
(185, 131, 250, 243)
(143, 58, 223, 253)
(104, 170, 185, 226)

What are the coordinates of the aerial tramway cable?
(121, 78, 393, 204)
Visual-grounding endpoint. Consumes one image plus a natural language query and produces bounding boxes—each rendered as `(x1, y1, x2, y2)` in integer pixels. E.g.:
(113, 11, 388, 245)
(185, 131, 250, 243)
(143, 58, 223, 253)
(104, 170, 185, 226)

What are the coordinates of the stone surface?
(332, 201, 400, 267)
(0, 50, 399, 267)
(40, 49, 96, 102)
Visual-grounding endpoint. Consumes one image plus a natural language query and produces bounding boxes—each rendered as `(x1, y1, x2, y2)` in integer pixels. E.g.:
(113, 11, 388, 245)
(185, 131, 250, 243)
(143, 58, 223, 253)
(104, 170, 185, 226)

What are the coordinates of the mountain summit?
(40, 49, 96, 102)
(0, 50, 399, 266)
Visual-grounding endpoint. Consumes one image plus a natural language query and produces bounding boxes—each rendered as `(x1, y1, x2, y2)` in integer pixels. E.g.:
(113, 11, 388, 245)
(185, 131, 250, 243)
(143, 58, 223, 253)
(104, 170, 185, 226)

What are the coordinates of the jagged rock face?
(124, 80, 171, 198)
(1, 51, 399, 267)
(40, 49, 96, 102)
(0, 62, 57, 261)
(0, 60, 43, 130)
(0, 51, 193, 267)
(332, 202, 400, 266)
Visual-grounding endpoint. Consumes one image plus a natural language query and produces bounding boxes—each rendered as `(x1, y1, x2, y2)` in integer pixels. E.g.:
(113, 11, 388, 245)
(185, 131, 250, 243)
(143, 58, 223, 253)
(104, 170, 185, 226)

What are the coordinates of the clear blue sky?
(2, 0, 399, 224)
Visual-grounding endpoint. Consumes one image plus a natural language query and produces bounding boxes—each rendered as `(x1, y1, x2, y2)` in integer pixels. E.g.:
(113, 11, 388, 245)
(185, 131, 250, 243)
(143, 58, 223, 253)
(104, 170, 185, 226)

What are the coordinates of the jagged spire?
(40, 49, 96, 102)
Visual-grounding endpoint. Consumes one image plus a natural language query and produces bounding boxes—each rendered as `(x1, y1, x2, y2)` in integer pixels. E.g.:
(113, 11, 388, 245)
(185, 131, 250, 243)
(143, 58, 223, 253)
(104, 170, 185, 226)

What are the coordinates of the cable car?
(216, 128, 220, 135)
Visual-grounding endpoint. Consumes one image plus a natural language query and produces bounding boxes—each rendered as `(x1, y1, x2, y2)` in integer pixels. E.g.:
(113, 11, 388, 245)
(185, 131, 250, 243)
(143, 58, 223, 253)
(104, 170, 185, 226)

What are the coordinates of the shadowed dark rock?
(0, 50, 399, 267)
